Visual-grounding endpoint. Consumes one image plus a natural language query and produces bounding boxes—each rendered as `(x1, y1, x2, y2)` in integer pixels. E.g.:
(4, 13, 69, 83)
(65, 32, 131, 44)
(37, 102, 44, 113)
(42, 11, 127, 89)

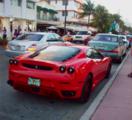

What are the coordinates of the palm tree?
(92, 5, 109, 32)
(79, 0, 94, 27)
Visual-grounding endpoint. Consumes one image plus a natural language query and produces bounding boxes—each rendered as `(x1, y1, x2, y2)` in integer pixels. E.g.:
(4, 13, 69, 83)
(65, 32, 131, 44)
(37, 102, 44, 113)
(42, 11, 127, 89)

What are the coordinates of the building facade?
(49, 0, 83, 21)
(0, 0, 36, 39)
(36, 0, 58, 31)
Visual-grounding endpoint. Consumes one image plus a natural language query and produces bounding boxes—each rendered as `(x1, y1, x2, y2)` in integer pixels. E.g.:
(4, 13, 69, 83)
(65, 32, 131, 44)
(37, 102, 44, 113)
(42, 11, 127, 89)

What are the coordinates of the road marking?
(80, 51, 130, 120)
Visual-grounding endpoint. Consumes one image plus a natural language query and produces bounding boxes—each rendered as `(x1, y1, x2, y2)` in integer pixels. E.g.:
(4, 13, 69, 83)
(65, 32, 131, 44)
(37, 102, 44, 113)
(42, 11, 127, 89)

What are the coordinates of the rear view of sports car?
(8, 45, 111, 103)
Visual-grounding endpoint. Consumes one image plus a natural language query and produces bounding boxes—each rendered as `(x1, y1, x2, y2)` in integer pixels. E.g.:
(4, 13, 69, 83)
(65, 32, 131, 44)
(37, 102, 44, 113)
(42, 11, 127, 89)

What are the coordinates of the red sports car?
(8, 45, 112, 102)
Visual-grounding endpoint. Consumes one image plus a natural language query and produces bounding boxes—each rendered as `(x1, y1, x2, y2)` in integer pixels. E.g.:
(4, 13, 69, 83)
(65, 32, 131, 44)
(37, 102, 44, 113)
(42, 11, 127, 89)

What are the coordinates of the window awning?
(37, 2, 57, 14)
(37, 6, 49, 12)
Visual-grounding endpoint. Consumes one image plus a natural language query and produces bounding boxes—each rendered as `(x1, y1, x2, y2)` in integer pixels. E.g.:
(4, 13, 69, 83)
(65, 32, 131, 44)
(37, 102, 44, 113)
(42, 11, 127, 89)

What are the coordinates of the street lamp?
(64, 0, 68, 35)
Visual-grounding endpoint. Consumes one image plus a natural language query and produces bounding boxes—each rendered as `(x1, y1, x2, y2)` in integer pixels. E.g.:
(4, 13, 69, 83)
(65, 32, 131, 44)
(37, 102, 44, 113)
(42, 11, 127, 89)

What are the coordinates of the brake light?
(59, 66, 75, 74)
(27, 44, 37, 52)
(67, 66, 75, 74)
(27, 47, 37, 52)
(111, 47, 119, 53)
(9, 59, 19, 65)
(59, 66, 66, 73)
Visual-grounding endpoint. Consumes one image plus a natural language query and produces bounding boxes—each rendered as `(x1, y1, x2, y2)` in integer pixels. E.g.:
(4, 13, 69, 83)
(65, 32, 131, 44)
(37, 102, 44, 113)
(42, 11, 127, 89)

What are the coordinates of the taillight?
(59, 66, 75, 74)
(111, 47, 119, 53)
(59, 66, 66, 73)
(27, 44, 37, 52)
(9, 59, 19, 65)
(111, 49, 119, 53)
(67, 66, 75, 74)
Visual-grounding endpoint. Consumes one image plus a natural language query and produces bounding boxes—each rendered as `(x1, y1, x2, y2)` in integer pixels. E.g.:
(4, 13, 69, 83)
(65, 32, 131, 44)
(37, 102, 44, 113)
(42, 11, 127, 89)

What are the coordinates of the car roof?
(97, 33, 119, 37)
(24, 32, 56, 35)
(49, 44, 90, 51)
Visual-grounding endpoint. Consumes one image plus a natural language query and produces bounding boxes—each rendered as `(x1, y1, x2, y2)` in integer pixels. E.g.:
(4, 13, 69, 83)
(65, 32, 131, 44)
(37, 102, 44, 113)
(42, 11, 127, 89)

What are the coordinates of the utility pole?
(64, 0, 68, 35)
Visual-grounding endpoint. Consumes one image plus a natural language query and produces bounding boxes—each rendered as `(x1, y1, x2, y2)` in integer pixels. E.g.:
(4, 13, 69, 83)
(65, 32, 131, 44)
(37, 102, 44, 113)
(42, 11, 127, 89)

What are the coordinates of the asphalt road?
(0, 48, 119, 120)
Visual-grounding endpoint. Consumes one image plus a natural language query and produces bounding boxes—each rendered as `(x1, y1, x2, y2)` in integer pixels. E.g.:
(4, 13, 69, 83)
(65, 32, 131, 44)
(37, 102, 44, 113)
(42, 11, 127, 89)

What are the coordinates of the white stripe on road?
(80, 51, 130, 120)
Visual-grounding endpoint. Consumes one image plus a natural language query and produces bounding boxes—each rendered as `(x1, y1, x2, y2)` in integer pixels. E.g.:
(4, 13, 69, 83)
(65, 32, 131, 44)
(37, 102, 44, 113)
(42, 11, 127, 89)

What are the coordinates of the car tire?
(105, 63, 112, 78)
(79, 74, 92, 103)
(118, 56, 123, 63)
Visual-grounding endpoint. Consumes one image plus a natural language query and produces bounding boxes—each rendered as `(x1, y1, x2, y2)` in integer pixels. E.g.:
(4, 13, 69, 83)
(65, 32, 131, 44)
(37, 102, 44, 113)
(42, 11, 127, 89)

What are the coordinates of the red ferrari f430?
(8, 45, 112, 102)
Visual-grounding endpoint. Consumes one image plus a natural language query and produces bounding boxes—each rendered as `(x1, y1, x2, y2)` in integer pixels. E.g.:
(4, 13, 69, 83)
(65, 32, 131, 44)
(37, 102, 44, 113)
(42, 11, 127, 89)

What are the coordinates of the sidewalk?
(92, 52, 132, 120)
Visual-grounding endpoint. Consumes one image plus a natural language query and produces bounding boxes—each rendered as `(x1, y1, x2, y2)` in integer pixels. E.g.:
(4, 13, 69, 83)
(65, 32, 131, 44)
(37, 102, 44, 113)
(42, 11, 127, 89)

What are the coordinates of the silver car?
(6, 32, 64, 56)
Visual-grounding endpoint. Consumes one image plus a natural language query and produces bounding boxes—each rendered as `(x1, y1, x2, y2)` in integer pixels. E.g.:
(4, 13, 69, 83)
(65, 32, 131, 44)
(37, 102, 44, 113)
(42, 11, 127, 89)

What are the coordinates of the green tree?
(92, 5, 109, 32)
(79, 0, 94, 27)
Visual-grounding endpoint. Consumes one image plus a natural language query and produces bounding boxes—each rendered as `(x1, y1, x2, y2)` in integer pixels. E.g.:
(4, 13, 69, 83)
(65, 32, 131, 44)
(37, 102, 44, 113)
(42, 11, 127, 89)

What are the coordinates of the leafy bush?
(0, 36, 2, 41)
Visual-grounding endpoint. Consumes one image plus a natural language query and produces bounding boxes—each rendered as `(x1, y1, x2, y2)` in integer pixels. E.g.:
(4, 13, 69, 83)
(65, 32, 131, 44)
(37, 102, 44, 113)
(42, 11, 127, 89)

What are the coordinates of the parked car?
(62, 35, 73, 42)
(72, 30, 92, 45)
(89, 33, 127, 62)
(6, 32, 65, 56)
(126, 35, 132, 47)
(8, 45, 111, 103)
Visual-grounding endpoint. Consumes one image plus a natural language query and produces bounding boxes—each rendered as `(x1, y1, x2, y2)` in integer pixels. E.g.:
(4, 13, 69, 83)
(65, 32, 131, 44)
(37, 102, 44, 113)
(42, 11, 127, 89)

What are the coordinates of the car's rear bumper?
(101, 52, 121, 60)
(8, 70, 83, 100)
(5, 50, 29, 57)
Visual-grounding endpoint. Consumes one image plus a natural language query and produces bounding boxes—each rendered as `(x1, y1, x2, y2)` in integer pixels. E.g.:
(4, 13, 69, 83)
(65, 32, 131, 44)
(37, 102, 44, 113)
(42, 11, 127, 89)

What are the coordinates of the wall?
(0, 2, 4, 16)
(50, 0, 80, 21)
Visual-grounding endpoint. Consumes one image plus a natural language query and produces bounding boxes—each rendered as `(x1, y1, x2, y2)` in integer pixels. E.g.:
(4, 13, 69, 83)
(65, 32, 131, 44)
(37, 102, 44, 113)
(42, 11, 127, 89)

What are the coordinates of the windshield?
(93, 35, 118, 42)
(30, 46, 80, 62)
(127, 35, 132, 39)
(77, 31, 89, 35)
(16, 34, 43, 41)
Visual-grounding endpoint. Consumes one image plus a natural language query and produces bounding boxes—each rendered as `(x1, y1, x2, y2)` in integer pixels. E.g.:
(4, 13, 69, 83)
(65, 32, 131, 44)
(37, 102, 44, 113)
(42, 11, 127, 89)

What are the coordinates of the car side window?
(118, 37, 124, 45)
(47, 34, 56, 40)
(54, 33, 60, 39)
(86, 48, 103, 59)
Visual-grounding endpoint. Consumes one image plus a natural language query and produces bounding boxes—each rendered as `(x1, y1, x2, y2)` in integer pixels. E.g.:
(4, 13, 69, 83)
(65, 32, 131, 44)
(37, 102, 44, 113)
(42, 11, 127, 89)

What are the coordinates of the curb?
(80, 50, 130, 120)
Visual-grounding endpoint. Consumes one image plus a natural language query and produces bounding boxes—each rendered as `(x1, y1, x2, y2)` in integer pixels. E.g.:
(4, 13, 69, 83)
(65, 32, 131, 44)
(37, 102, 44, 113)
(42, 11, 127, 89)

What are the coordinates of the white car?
(6, 32, 64, 56)
(72, 31, 91, 44)
(120, 35, 130, 49)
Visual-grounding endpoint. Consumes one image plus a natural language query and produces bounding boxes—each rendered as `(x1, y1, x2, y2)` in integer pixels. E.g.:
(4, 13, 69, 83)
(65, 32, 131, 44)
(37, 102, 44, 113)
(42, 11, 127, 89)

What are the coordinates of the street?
(0, 48, 119, 120)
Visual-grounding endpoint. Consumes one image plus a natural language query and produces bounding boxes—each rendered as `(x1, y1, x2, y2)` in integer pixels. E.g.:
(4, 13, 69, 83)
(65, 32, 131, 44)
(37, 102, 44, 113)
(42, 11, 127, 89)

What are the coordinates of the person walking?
(13, 29, 18, 39)
(2, 27, 7, 40)
(17, 25, 22, 36)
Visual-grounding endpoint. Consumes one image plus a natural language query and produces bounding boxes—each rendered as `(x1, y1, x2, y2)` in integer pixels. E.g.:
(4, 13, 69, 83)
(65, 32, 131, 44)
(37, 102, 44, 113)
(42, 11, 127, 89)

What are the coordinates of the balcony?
(25, 8, 36, 20)
(37, 12, 58, 21)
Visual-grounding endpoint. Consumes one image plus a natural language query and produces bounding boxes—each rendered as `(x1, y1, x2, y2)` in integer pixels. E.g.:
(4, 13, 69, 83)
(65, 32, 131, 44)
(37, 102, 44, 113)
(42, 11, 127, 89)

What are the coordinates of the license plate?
(28, 77, 40, 87)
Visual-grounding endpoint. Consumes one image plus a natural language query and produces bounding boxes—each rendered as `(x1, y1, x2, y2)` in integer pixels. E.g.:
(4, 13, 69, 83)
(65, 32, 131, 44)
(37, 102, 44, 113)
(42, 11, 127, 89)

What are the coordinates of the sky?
(92, 0, 132, 26)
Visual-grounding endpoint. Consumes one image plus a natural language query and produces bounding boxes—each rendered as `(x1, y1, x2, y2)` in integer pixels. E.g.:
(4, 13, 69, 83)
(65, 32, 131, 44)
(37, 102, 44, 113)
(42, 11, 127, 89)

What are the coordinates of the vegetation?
(79, 0, 132, 33)
(79, 0, 94, 26)
(92, 5, 109, 32)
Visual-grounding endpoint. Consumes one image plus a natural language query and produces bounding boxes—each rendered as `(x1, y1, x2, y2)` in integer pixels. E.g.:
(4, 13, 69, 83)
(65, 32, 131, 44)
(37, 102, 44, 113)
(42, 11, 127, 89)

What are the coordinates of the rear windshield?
(127, 35, 132, 39)
(16, 34, 43, 41)
(30, 46, 80, 62)
(77, 31, 89, 35)
(93, 35, 118, 42)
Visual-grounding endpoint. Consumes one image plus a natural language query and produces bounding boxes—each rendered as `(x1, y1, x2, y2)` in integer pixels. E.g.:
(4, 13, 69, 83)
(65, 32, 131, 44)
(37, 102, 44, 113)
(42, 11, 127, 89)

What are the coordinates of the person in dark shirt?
(3, 27, 7, 40)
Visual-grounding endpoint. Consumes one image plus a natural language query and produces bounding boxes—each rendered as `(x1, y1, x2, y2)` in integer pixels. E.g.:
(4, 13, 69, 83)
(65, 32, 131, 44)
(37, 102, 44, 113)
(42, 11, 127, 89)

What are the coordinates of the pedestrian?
(2, 27, 7, 40)
(109, 20, 119, 35)
(17, 25, 22, 36)
(128, 41, 132, 78)
(13, 29, 18, 39)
